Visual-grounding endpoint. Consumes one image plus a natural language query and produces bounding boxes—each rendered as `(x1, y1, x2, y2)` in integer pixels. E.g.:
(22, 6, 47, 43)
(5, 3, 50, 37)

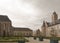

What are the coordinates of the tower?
(41, 21, 48, 37)
(52, 11, 58, 24)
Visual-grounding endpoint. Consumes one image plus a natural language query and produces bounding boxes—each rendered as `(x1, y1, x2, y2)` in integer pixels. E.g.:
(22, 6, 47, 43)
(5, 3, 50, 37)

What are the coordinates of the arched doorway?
(3, 30, 5, 37)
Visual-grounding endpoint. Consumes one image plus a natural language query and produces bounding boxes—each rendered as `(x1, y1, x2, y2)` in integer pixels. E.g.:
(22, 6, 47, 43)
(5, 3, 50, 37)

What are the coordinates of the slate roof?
(53, 11, 57, 15)
(0, 15, 11, 22)
(47, 19, 60, 27)
(42, 12, 59, 27)
(14, 27, 32, 31)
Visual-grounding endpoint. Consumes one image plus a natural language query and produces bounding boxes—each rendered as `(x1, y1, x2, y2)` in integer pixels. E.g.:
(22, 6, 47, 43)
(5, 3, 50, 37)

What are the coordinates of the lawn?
(0, 37, 29, 42)
(44, 37, 60, 40)
(35, 36, 60, 40)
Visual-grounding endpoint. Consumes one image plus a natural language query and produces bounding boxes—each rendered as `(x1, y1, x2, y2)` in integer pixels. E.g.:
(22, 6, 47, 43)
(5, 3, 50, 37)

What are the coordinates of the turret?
(52, 11, 58, 24)
(41, 21, 48, 37)
(42, 21, 48, 27)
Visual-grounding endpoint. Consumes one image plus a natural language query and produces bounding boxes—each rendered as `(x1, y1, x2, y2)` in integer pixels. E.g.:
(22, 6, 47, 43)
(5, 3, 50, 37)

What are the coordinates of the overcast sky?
(0, 0, 60, 30)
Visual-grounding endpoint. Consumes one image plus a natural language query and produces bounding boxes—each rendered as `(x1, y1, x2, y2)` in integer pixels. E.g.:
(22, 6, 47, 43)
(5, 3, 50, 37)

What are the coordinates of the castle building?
(0, 15, 33, 37)
(41, 12, 60, 37)
(0, 15, 12, 36)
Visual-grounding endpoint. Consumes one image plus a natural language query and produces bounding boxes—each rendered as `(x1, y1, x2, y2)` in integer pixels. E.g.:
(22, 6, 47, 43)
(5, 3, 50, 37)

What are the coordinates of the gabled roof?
(13, 27, 32, 31)
(0, 15, 11, 22)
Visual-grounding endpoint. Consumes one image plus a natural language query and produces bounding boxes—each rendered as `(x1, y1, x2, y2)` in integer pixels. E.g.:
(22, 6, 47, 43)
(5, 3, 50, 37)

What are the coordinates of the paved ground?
(26, 37, 50, 43)
(26, 37, 60, 43)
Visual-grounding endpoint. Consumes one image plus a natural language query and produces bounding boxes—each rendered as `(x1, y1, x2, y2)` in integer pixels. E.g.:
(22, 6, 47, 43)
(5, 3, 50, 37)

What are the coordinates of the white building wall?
(46, 27, 51, 37)
(46, 24, 60, 37)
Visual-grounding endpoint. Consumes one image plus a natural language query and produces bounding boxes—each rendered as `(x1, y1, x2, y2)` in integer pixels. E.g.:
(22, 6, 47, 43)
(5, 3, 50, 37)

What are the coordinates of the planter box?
(39, 37, 43, 41)
(50, 39, 58, 43)
(18, 40, 25, 43)
(33, 37, 37, 40)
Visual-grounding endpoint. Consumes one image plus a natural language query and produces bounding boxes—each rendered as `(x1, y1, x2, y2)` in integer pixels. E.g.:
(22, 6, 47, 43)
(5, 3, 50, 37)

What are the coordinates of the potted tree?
(50, 28, 58, 43)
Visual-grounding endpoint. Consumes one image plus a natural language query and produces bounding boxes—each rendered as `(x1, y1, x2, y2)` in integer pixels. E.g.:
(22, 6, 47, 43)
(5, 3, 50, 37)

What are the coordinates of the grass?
(34, 36, 60, 40)
(44, 37, 60, 40)
(0, 37, 29, 42)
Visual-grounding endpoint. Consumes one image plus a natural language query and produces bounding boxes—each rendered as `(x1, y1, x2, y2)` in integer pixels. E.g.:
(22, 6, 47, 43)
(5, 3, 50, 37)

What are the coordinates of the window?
(3, 23, 7, 30)
(29, 33, 32, 36)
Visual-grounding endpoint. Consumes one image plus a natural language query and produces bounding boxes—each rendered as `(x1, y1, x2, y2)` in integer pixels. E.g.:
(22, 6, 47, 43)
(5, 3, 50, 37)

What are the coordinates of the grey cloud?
(0, 0, 60, 30)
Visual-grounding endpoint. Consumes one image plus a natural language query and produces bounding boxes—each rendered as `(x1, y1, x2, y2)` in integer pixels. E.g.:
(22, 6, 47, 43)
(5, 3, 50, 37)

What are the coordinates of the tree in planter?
(50, 28, 59, 43)
(33, 33, 37, 40)
(50, 28, 57, 40)
(18, 33, 25, 43)
(19, 32, 22, 36)
(19, 32, 24, 39)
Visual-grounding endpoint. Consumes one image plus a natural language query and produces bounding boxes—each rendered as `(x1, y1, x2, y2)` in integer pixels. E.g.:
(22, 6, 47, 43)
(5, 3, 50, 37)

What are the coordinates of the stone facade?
(0, 15, 33, 37)
(0, 15, 13, 36)
(13, 27, 33, 37)
(41, 12, 60, 37)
